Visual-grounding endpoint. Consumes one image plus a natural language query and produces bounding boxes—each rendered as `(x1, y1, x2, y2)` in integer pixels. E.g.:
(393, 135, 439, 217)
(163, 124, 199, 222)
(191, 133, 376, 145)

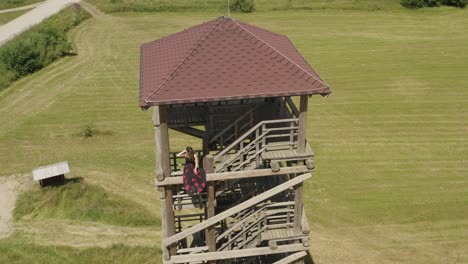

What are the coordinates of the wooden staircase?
(162, 97, 314, 263)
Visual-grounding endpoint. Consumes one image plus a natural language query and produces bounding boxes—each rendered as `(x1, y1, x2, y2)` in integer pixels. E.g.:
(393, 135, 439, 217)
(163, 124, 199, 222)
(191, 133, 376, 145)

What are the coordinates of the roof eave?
(140, 88, 331, 107)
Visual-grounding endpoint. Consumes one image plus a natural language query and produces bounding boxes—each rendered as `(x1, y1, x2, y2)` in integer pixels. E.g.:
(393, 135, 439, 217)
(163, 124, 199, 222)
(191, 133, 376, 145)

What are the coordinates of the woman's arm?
(176, 150, 186, 157)
(194, 154, 199, 170)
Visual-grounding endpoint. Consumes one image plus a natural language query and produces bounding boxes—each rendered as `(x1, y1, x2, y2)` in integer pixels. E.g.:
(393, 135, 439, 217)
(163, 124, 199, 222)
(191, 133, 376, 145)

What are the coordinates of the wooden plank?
(261, 227, 304, 241)
(156, 166, 312, 186)
(297, 95, 308, 153)
(177, 246, 208, 254)
(273, 251, 307, 264)
(163, 173, 311, 247)
(167, 243, 308, 264)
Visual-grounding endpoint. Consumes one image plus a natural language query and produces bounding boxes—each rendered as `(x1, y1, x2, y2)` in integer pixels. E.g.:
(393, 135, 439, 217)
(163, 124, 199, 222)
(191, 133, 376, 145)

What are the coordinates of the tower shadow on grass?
(305, 251, 316, 264)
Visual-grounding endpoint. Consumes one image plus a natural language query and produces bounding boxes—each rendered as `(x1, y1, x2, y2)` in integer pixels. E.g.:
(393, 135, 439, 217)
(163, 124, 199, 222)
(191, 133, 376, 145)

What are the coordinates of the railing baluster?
(261, 124, 266, 148)
(290, 121, 294, 150)
(255, 129, 260, 166)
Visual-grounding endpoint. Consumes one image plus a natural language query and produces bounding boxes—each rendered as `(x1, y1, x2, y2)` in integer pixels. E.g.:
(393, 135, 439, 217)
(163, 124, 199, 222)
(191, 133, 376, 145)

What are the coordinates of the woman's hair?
(185, 147, 194, 159)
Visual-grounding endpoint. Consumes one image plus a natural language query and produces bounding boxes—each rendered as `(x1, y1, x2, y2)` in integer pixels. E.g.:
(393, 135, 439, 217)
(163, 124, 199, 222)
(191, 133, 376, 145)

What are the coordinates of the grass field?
(84, 0, 404, 13)
(0, 1, 467, 263)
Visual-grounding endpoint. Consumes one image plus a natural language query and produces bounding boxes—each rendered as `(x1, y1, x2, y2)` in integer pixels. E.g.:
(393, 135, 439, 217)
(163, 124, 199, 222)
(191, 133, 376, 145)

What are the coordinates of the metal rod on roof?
(227, 0, 231, 17)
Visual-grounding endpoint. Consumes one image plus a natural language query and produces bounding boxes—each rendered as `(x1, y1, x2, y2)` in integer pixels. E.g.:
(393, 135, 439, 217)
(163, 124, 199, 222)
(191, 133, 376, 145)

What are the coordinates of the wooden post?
(293, 172, 305, 264)
(203, 155, 216, 263)
(295, 96, 307, 255)
(297, 95, 308, 153)
(153, 106, 170, 181)
(203, 134, 210, 156)
(293, 181, 303, 233)
(153, 106, 176, 259)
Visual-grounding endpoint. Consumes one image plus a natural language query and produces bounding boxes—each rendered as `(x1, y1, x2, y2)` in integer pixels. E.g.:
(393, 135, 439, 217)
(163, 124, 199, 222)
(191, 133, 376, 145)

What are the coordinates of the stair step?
(260, 228, 306, 241)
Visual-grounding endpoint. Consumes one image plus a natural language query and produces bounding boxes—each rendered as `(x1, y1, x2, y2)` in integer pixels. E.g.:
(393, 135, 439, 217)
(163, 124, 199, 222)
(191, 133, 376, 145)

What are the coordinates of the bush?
(0, 5, 90, 91)
(81, 124, 115, 138)
(441, 0, 467, 7)
(0, 29, 70, 78)
(230, 0, 255, 13)
(401, 0, 466, 8)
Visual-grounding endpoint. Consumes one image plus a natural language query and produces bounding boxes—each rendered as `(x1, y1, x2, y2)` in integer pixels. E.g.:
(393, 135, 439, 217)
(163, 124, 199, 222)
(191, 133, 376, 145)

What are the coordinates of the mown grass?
(0, 9, 28, 25)
(0, 5, 90, 91)
(0, 0, 42, 10)
(84, 0, 405, 13)
(14, 180, 160, 227)
(0, 1, 466, 263)
(0, 240, 161, 264)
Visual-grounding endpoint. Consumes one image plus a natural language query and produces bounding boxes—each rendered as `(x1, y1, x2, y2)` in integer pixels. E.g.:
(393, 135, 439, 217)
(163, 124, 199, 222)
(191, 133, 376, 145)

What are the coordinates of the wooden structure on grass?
(32, 161, 69, 187)
(140, 17, 331, 264)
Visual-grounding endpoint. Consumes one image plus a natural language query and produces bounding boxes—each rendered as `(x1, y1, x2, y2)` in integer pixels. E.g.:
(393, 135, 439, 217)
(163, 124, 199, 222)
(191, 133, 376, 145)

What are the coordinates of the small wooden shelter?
(140, 16, 331, 264)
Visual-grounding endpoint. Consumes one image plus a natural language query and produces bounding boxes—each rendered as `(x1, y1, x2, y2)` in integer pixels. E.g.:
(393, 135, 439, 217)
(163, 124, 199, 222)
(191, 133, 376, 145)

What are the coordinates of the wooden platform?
(262, 145, 314, 162)
(261, 227, 306, 241)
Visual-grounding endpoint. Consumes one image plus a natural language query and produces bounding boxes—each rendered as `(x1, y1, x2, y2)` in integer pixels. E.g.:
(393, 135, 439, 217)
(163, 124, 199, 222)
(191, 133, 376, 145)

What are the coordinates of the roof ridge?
(144, 17, 224, 103)
(232, 19, 329, 88)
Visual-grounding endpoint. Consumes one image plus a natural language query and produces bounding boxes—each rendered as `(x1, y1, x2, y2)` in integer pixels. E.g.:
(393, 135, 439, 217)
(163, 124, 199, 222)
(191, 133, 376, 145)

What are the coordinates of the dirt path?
(0, 174, 33, 239)
(0, 0, 81, 45)
(0, 2, 44, 14)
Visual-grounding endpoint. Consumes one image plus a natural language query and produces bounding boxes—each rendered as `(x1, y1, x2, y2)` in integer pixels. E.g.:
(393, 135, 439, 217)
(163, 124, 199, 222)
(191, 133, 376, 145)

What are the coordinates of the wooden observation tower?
(140, 17, 331, 264)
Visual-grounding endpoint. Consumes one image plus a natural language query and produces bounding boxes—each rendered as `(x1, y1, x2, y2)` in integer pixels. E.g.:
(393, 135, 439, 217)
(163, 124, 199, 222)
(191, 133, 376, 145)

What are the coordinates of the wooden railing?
(209, 106, 256, 151)
(214, 118, 299, 173)
(163, 173, 311, 252)
(216, 201, 295, 251)
(283, 97, 300, 118)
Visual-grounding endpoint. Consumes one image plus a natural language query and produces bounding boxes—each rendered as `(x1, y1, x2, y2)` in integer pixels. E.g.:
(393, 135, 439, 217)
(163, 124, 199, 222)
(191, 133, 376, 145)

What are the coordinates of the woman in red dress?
(177, 147, 206, 196)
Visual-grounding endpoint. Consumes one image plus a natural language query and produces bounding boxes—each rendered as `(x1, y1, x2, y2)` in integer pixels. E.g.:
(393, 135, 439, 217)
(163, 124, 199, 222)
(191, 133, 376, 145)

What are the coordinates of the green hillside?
(0, 1, 466, 263)
(0, 10, 28, 25)
(0, 0, 42, 10)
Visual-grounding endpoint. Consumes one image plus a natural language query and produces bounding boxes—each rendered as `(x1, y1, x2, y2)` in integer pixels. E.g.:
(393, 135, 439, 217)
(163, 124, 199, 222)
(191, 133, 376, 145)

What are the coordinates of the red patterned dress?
(183, 157, 207, 196)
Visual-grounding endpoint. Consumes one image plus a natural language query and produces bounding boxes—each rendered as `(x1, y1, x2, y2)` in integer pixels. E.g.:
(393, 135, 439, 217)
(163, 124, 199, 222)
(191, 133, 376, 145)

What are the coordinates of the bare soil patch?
(0, 173, 33, 238)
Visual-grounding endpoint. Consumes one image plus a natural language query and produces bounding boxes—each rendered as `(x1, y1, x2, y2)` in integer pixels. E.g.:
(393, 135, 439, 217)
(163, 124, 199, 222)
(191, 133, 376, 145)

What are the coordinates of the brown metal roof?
(140, 16, 331, 107)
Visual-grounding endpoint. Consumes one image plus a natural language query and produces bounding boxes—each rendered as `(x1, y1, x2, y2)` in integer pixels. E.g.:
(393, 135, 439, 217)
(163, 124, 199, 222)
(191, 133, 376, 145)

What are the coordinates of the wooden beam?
(284, 96, 300, 118)
(167, 243, 309, 264)
(171, 126, 205, 139)
(163, 173, 311, 247)
(273, 251, 307, 264)
(156, 166, 312, 186)
(297, 95, 308, 153)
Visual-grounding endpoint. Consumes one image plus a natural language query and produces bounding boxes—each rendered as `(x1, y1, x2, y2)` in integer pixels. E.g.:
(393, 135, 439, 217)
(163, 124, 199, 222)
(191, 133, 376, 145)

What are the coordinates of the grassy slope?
(0, 10, 28, 25)
(14, 180, 160, 226)
(85, 0, 403, 12)
(0, 2, 467, 263)
(0, 0, 42, 10)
